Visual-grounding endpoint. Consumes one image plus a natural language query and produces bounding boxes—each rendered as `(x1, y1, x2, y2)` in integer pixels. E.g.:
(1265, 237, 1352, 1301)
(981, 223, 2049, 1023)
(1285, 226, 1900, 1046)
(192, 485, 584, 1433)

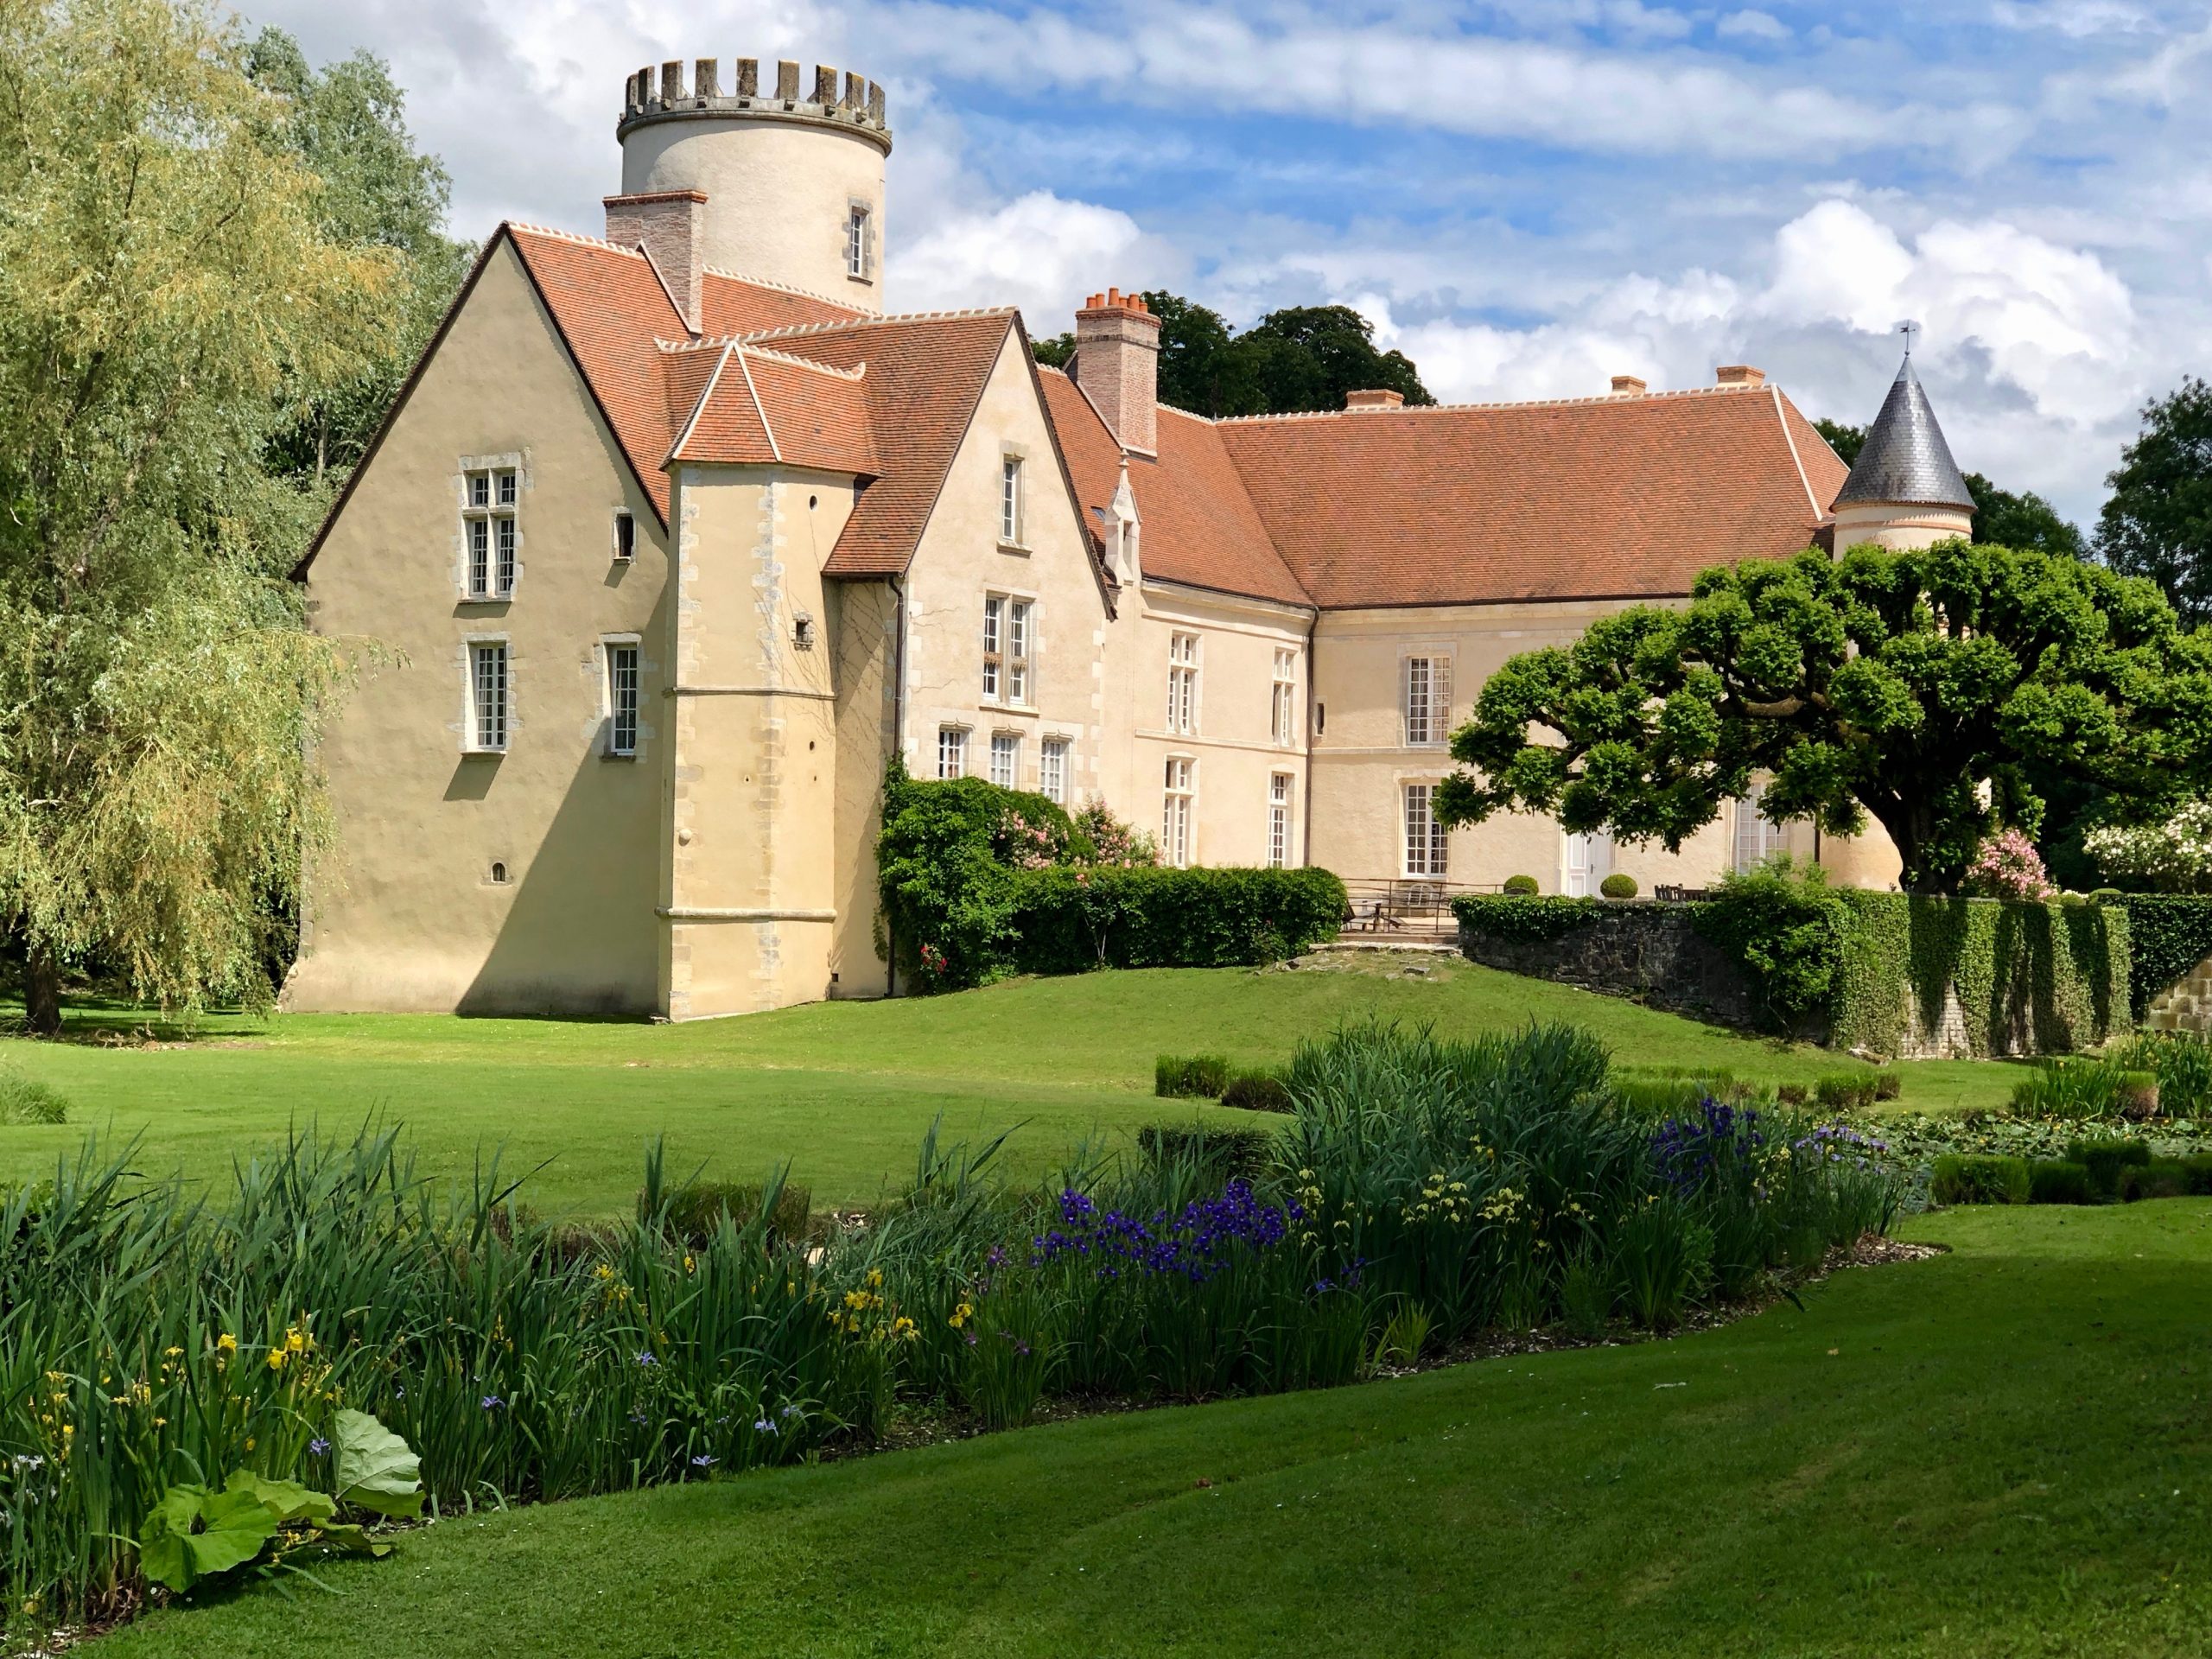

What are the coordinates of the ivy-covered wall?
(1456, 889, 2130, 1058)
(1830, 893, 2131, 1059)
(2118, 895, 2212, 1021)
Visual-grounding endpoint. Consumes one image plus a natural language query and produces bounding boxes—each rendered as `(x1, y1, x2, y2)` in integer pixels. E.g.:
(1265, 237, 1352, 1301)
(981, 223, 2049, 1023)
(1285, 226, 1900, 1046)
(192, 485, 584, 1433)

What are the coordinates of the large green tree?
(244, 27, 474, 497)
(1434, 543, 2212, 893)
(1814, 419, 2084, 557)
(0, 0, 401, 1029)
(2096, 377, 2212, 626)
(1033, 292, 1433, 416)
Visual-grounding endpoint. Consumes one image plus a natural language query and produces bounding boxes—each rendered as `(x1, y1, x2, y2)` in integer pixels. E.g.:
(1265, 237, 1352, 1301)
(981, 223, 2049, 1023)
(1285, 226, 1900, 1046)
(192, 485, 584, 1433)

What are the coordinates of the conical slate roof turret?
(1832, 353, 1974, 511)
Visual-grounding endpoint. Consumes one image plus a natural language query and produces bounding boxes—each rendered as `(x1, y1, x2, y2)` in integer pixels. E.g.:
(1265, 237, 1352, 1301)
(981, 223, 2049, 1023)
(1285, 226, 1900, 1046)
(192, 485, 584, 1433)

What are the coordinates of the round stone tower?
(615, 58, 891, 311)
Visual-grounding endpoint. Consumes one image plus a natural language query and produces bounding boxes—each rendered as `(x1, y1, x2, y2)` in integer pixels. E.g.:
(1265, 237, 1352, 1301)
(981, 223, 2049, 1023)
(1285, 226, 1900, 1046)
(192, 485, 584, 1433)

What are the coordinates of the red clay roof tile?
(508, 226, 865, 523)
(1039, 370, 1312, 607)
(1215, 386, 1843, 609)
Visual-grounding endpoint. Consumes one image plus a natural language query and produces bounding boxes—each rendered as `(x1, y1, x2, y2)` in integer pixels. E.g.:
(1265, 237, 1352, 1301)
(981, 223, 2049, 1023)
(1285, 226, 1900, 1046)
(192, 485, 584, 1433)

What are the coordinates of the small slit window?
(846, 204, 871, 278)
(606, 642, 640, 757)
(613, 511, 635, 562)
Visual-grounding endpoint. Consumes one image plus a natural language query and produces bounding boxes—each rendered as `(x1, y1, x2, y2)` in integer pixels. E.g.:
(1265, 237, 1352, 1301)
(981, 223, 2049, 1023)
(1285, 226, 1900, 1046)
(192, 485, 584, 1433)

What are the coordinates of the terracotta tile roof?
(742, 348, 880, 475)
(660, 342, 733, 454)
(1039, 370, 1313, 608)
(311, 219, 1849, 613)
(773, 310, 1019, 578)
(699, 266, 870, 337)
(507, 226, 863, 524)
(1214, 385, 1842, 609)
(663, 341, 879, 475)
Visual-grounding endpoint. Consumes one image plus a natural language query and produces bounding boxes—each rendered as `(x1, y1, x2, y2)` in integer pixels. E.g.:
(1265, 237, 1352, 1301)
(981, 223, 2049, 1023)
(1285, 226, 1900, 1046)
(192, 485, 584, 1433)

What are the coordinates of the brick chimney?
(605, 190, 708, 334)
(1074, 289, 1160, 455)
(1344, 388, 1405, 411)
(1715, 364, 1766, 387)
(1609, 374, 1647, 396)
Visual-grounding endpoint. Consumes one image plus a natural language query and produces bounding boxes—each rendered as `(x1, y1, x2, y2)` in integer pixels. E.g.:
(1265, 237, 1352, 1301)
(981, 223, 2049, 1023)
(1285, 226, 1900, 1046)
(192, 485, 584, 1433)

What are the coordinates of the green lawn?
(93, 1200, 2212, 1656)
(0, 958, 2022, 1213)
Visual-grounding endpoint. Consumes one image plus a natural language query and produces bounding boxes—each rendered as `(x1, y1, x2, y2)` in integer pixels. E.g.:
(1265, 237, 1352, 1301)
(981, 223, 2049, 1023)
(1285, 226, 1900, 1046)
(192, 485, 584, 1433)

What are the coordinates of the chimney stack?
(1609, 374, 1647, 396)
(605, 190, 709, 334)
(1715, 364, 1766, 387)
(1344, 388, 1405, 411)
(1073, 289, 1160, 455)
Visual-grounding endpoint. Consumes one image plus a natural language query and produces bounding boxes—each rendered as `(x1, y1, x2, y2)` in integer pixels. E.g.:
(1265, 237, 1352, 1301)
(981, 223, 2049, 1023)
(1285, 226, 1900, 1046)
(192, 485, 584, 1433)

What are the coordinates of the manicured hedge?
(1830, 892, 2130, 1059)
(879, 766, 1344, 989)
(2117, 894, 2212, 1020)
(1930, 1154, 2030, 1205)
(1007, 866, 1345, 975)
(1451, 893, 1604, 941)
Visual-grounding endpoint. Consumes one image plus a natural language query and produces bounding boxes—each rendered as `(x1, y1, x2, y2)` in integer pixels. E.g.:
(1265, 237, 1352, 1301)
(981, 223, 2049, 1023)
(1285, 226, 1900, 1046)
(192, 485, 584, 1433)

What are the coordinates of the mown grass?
(0, 958, 2021, 1214)
(93, 1201, 2212, 1657)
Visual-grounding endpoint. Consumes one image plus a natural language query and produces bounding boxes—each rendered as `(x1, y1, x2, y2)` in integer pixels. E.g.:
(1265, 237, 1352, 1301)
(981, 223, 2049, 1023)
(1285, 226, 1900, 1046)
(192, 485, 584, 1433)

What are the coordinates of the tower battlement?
(618, 58, 891, 155)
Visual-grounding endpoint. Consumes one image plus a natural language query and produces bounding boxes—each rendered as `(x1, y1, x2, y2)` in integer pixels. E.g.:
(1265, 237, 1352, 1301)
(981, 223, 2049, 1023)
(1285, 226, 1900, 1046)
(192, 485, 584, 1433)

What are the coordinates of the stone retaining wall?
(1456, 903, 1770, 1033)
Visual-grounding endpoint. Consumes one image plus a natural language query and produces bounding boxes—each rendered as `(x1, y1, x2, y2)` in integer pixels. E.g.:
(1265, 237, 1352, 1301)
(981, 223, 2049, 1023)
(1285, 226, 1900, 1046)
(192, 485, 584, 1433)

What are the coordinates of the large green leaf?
(224, 1467, 336, 1526)
(334, 1408, 423, 1519)
(137, 1485, 280, 1592)
(312, 1521, 392, 1559)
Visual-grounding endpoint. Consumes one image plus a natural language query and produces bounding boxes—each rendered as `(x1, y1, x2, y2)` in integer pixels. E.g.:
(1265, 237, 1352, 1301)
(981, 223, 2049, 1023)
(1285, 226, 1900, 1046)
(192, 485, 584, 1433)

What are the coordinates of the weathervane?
(1894, 318, 1921, 359)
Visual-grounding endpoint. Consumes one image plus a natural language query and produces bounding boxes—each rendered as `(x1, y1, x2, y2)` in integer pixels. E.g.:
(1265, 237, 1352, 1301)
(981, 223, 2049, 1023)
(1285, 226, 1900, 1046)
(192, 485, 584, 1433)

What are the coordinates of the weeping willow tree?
(0, 0, 400, 1030)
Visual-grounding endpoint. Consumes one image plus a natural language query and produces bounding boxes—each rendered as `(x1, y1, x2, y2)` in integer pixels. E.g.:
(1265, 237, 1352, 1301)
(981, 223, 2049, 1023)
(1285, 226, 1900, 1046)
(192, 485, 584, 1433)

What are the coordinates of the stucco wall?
(1108, 582, 1311, 868)
(663, 467, 856, 1018)
(619, 118, 886, 311)
(288, 241, 668, 1014)
(899, 335, 1112, 810)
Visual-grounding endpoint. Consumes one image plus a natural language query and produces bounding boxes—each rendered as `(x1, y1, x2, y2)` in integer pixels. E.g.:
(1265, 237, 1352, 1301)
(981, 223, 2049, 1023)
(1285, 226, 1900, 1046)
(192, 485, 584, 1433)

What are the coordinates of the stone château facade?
(285, 53, 1975, 1020)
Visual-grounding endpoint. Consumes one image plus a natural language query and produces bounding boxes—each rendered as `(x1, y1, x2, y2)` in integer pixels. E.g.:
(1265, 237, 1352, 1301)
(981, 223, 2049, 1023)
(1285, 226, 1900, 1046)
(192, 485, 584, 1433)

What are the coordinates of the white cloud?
(897, 189, 1179, 325)
(1715, 10, 1790, 41)
(1762, 200, 2137, 423)
(860, 3, 2012, 164)
(1990, 0, 2153, 35)
(1343, 197, 2149, 518)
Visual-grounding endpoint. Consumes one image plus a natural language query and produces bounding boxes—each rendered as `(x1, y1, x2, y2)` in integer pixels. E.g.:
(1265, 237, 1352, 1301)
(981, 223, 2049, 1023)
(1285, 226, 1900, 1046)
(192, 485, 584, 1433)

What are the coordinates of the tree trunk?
(23, 937, 60, 1037)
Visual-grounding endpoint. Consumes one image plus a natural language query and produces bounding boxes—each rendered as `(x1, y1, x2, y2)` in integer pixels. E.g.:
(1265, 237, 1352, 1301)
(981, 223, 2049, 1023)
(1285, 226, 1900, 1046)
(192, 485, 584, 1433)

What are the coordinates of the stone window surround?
(601, 632, 644, 760)
(843, 196, 877, 286)
(456, 451, 526, 603)
(461, 632, 513, 755)
(997, 441, 1032, 550)
(981, 586, 1038, 711)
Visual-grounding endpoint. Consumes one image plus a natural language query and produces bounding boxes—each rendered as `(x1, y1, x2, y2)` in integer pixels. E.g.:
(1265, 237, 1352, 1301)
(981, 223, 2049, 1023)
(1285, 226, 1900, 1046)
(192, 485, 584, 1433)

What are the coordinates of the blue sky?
(246, 0, 2212, 524)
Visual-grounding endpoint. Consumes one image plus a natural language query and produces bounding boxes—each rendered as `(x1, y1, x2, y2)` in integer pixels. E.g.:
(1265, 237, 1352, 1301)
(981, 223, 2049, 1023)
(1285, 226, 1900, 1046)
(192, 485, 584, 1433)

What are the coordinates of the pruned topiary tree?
(1435, 543, 2212, 894)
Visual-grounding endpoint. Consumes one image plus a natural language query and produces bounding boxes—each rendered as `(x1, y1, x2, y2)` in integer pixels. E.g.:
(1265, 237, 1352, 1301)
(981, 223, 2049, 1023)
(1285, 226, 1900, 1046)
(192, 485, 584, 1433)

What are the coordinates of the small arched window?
(489, 861, 508, 885)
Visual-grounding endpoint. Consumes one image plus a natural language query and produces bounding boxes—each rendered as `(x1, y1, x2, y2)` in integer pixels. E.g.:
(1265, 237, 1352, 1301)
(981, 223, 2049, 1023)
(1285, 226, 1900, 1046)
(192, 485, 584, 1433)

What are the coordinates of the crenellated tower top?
(612, 54, 891, 311)
(618, 58, 892, 155)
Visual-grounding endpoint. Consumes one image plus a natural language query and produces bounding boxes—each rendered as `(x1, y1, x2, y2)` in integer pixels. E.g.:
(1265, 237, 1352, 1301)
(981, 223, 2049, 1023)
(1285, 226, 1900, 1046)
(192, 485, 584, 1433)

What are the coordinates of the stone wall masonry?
(2146, 955, 2212, 1036)
(1457, 902, 1768, 1033)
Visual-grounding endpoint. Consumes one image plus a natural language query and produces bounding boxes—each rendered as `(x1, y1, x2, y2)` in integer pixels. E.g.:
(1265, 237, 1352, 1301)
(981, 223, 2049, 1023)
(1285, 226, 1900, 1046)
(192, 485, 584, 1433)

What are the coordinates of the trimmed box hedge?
(1930, 1154, 2031, 1206)
(878, 766, 1344, 989)
(1006, 866, 1346, 976)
